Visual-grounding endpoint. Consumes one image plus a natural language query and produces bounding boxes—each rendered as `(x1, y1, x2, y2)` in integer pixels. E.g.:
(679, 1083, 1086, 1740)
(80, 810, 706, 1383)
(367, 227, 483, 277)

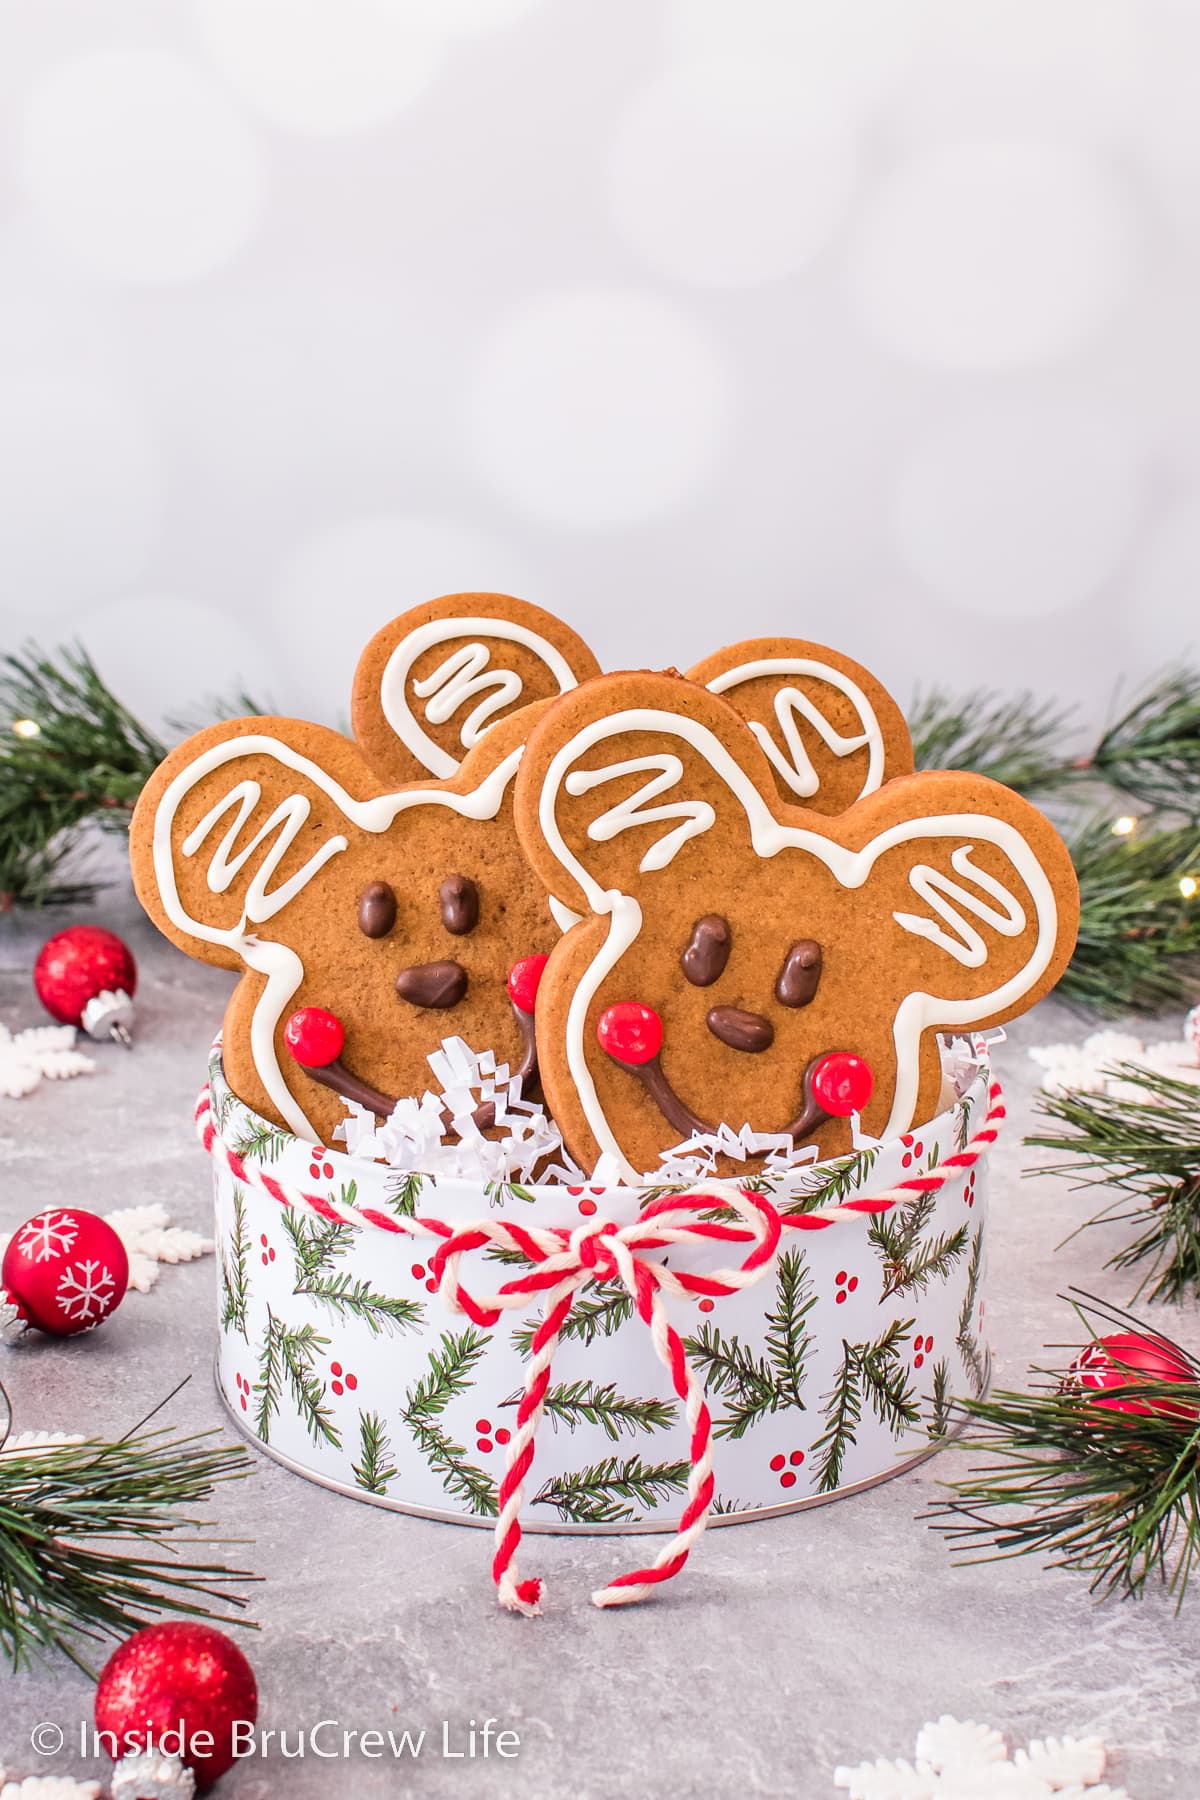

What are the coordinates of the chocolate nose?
(395, 961, 468, 1009)
(706, 1005, 774, 1053)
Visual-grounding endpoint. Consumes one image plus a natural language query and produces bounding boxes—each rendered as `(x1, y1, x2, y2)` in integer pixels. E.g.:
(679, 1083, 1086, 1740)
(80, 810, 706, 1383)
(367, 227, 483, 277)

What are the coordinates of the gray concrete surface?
(1, 874, 1198, 1799)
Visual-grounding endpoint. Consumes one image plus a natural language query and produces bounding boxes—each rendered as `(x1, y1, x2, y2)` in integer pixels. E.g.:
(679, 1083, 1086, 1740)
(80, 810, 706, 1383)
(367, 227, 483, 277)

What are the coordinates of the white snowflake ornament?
(0, 1779, 102, 1799)
(834, 1720, 1120, 1800)
(0, 1431, 84, 1454)
(0, 1023, 94, 1098)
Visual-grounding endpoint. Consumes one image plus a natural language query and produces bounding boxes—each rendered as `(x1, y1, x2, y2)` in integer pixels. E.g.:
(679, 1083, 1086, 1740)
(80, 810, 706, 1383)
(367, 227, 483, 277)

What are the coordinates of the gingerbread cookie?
(514, 671, 1078, 1181)
(130, 702, 562, 1147)
(352, 591, 601, 786)
(687, 637, 913, 814)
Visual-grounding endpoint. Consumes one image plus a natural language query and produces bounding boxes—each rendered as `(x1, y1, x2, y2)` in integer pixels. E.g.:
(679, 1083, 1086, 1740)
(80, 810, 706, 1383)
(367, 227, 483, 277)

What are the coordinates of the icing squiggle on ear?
(380, 616, 579, 779)
(705, 657, 885, 801)
(566, 754, 714, 872)
(895, 847, 1026, 967)
(152, 733, 521, 1137)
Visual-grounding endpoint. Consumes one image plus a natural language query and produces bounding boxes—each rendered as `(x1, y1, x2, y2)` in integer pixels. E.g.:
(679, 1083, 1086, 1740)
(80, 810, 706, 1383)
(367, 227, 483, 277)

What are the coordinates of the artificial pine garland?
(928, 1294, 1200, 1606)
(0, 1385, 256, 1672)
(1029, 1062, 1200, 1303)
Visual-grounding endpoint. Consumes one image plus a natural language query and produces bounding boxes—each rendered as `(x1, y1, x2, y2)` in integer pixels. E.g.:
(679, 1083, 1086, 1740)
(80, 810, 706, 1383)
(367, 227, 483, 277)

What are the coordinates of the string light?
(1111, 815, 1137, 837)
(1180, 876, 1198, 899)
(11, 718, 40, 739)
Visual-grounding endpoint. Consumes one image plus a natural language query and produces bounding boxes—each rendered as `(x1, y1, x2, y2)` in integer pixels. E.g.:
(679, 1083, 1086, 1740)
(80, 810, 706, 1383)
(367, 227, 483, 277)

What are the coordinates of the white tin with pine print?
(210, 1047, 991, 1532)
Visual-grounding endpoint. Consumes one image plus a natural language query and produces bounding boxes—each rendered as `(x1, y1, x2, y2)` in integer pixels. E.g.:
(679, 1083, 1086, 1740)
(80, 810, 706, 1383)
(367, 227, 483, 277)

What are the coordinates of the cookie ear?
(688, 637, 913, 814)
(130, 716, 386, 971)
(840, 771, 1079, 1134)
(351, 592, 601, 785)
(515, 671, 782, 916)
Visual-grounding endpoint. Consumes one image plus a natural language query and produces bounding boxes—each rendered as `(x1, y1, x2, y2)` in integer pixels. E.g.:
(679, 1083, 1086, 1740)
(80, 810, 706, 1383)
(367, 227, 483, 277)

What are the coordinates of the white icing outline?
(537, 706, 1058, 1178)
(706, 655, 885, 801)
(152, 733, 520, 1139)
(379, 615, 579, 778)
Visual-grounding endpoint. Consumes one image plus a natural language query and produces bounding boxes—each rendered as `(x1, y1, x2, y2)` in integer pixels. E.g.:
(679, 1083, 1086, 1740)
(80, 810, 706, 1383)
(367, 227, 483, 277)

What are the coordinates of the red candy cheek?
(507, 954, 549, 1014)
(284, 1007, 345, 1068)
(810, 1052, 874, 1116)
(597, 1002, 664, 1065)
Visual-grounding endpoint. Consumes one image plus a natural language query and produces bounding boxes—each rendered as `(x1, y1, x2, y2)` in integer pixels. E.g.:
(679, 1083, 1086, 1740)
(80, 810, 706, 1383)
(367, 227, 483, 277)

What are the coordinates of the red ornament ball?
(1070, 1331, 1198, 1420)
(284, 1007, 345, 1068)
(34, 924, 136, 1026)
(2, 1207, 128, 1337)
(95, 1622, 258, 1786)
(597, 1001, 663, 1066)
(507, 953, 548, 1014)
(810, 1051, 874, 1117)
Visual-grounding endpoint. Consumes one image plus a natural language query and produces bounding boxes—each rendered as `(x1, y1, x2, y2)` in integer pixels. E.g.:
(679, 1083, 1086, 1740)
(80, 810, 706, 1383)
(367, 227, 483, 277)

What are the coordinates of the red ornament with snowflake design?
(96, 1621, 258, 1787)
(34, 924, 137, 1046)
(2, 1206, 128, 1338)
(1068, 1331, 1198, 1420)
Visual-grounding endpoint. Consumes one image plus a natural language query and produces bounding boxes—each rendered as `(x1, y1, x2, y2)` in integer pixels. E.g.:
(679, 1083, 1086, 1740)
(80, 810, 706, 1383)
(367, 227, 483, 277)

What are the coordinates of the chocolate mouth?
(297, 999, 539, 1138)
(603, 1047, 838, 1146)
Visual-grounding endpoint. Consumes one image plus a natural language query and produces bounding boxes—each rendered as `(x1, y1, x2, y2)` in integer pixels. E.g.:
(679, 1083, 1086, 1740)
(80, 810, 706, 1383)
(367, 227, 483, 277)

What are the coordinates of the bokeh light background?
(0, 0, 1195, 730)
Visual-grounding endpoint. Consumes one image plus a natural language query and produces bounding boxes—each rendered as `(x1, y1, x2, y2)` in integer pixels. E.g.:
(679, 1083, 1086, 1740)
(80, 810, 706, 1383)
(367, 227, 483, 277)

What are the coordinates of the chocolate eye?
(681, 915, 731, 986)
(358, 881, 397, 939)
(776, 939, 822, 1008)
(439, 873, 480, 936)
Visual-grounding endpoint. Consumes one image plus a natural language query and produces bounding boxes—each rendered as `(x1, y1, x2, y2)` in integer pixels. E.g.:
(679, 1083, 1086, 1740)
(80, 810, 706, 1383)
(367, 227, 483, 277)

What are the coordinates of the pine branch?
(785, 1145, 880, 1213)
(878, 1223, 970, 1301)
(402, 1327, 489, 1422)
(386, 1172, 427, 1218)
(1061, 815, 1200, 1013)
(813, 1321, 918, 1493)
(957, 1229, 987, 1394)
(684, 1320, 781, 1441)
(507, 1379, 676, 1441)
(296, 1271, 423, 1338)
(930, 1359, 953, 1439)
(219, 1189, 250, 1341)
(483, 1179, 538, 1207)
(532, 1454, 691, 1525)
(763, 1249, 815, 1407)
(511, 1286, 634, 1358)
(0, 1423, 256, 1673)
(351, 1412, 398, 1497)
(909, 685, 1075, 795)
(253, 1309, 340, 1448)
(927, 1293, 1200, 1606)
(281, 1210, 354, 1282)
(229, 1118, 291, 1165)
(812, 1345, 863, 1494)
(1030, 1065, 1200, 1302)
(404, 1415, 497, 1516)
(1084, 665, 1200, 818)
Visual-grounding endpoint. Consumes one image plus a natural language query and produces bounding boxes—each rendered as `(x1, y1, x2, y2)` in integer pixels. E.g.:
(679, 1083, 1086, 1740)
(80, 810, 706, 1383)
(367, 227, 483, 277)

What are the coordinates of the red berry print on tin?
(769, 1449, 806, 1489)
(963, 1171, 977, 1208)
(474, 1416, 512, 1454)
(330, 1361, 358, 1398)
(410, 1260, 438, 1294)
(899, 1134, 926, 1171)
(567, 1184, 607, 1217)
(259, 1232, 275, 1266)
(913, 1333, 934, 1370)
(308, 1146, 335, 1181)
(834, 1269, 858, 1305)
(234, 1371, 251, 1412)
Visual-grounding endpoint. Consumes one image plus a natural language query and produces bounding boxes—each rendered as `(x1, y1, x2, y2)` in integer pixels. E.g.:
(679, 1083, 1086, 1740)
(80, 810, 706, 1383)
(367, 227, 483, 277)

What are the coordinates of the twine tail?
(492, 1279, 577, 1618)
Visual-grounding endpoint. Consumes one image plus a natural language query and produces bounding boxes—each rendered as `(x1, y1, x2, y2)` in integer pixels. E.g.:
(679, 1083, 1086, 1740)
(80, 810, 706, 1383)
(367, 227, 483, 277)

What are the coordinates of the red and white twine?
(196, 1079, 1005, 1615)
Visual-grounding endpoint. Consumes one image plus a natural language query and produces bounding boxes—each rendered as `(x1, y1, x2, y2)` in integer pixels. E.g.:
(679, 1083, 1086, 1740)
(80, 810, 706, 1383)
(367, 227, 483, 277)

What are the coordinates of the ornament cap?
(0, 1289, 29, 1346)
(81, 986, 136, 1047)
(111, 1749, 197, 1798)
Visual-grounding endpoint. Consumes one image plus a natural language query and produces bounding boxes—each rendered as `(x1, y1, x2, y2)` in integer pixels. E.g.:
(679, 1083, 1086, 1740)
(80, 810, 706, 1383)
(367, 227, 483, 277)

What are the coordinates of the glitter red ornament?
(34, 924, 137, 1047)
(1069, 1331, 1198, 1420)
(1, 1206, 128, 1339)
(597, 1002, 664, 1066)
(507, 953, 548, 1014)
(283, 1006, 345, 1068)
(810, 1051, 874, 1117)
(95, 1621, 258, 1787)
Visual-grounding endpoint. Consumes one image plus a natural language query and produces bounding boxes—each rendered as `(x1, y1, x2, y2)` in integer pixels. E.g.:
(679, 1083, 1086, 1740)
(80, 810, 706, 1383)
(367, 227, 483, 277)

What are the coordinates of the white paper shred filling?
(337, 1034, 986, 1187)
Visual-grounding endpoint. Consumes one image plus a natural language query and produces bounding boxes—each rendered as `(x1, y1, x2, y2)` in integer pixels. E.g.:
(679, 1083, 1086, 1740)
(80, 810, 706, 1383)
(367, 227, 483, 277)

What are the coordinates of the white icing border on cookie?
(379, 615, 579, 778)
(705, 656, 885, 801)
(537, 706, 1057, 1177)
(152, 733, 520, 1138)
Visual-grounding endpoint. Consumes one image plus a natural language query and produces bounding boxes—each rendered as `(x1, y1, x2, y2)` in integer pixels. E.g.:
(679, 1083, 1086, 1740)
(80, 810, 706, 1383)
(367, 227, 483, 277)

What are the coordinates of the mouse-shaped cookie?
(688, 637, 912, 814)
(514, 671, 1078, 1182)
(130, 597, 601, 1143)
